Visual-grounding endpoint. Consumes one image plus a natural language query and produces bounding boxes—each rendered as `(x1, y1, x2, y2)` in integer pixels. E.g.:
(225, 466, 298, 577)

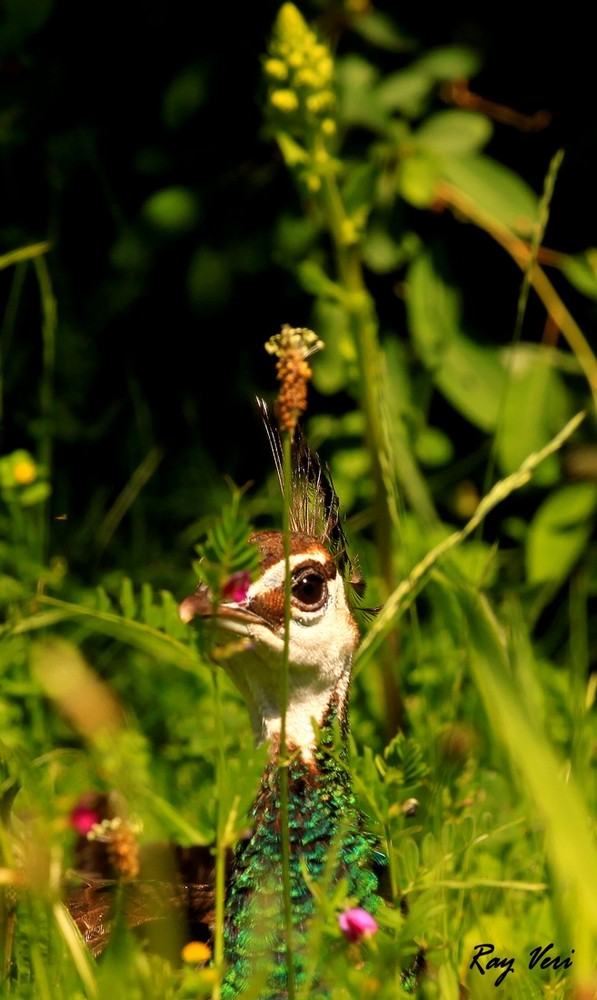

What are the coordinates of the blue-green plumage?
(221, 701, 381, 999)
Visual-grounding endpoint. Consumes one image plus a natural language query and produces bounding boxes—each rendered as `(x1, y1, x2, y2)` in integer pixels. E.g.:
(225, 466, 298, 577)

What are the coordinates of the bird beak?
(178, 583, 268, 629)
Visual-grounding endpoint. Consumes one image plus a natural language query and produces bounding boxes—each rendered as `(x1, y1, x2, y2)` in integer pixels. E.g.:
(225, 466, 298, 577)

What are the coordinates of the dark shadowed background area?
(0, 1, 594, 581)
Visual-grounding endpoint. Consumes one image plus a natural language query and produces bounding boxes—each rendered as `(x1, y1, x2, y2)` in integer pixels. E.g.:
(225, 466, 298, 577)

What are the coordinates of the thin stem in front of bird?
(279, 429, 296, 999)
(212, 669, 226, 998)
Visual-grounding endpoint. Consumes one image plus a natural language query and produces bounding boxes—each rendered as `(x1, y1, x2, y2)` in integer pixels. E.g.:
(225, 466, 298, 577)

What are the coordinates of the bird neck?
(222, 693, 380, 999)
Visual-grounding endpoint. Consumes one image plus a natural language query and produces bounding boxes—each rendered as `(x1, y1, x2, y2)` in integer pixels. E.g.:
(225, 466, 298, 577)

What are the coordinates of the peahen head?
(179, 527, 360, 754)
(179, 405, 364, 758)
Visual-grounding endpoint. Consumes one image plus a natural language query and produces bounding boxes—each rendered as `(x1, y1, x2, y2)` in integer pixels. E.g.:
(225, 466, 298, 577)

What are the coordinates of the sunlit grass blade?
(458, 582, 597, 990)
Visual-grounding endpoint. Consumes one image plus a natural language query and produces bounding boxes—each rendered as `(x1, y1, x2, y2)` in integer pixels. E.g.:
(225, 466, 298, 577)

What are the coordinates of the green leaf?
(341, 162, 377, 220)
(416, 109, 493, 156)
(459, 583, 597, 966)
(560, 249, 597, 301)
(335, 55, 388, 132)
(361, 226, 420, 273)
(296, 260, 342, 299)
(18, 482, 51, 506)
(398, 151, 442, 208)
(496, 347, 571, 485)
(310, 299, 359, 395)
(376, 66, 434, 118)
(141, 186, 200, 233)
(349, 11, 415, 53)
(162, 65, 206, 130)
(414, 425, 454, 467)
(415, 45, 482, 82)
(406, 251, 506, 431)
(526, 483, 597, 585)
(442, 154, 539, 237)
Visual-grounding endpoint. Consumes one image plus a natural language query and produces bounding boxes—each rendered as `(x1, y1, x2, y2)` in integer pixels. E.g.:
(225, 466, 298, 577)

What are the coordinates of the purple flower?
(338, 907, 378, 943)
(222, 571, 252, 604)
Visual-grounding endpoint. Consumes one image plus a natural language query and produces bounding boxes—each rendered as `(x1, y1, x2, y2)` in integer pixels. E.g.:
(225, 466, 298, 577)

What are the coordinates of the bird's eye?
(292, 570, 327, 610)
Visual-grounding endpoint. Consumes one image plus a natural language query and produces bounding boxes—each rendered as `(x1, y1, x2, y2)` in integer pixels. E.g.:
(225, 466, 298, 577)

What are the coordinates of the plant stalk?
(279, 430, 296, 999)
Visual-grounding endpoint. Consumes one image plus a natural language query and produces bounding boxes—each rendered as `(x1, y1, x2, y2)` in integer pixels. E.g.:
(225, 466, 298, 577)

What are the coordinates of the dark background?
(1, 1, 594, 579)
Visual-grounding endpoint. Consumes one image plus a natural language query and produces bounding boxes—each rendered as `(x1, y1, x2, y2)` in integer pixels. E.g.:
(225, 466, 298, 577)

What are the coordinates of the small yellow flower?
(306, 91, 335, 115)
(341, 219, 359, 245)
(312, 43, 329, 61)
(294, 68, 319, 89)
(287, 51, 304, 69)
(321, 118, 336, 136)
(317, 56, 334, 81)
(305, 173, 322, 193)
(12, 458, 36, 485)
(263, 58, 287, 80)
(181, 940, 212, 964)
(270, 89, 299, 113)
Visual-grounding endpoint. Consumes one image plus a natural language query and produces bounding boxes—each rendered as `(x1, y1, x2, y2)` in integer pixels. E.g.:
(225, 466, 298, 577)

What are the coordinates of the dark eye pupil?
(293, 573, 325, 607)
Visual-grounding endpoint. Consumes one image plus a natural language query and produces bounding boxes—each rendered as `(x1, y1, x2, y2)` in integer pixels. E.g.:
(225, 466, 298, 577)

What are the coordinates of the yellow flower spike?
(270, 89, 299, 113)
(264, 58, 288, 80)
(181, 940, 212, 964)
(305, 174, 322, 193)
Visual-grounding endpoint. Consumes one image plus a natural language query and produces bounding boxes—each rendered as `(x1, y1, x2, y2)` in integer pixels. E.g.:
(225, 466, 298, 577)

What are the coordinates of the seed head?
(265, 324, 324, 435)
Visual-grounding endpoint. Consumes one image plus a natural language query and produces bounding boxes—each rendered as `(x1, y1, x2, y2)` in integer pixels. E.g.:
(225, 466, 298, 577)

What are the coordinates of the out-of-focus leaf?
(310, 299, 358, 395)
(349, 10, 415, 53)
(361, 227, 420, 273)
(496, 347, 571, 485)
(398, 151, 442, 208)
(415, 45, 483, 82)
(186, 246, 232, 312)
(526, 483, 597, 585)
(162, 65, 206, 129)
(441, 155, 539, 237)
(273, 213, 318, 263)
(335, 55, 389, 131)
(414, 426, 454, 467)
(341, 163, 377, 220)
(19, 482, 51, 507)
(141, 186, 200, 233)
(406, 251, 506, 431)
(560, 249, 597, 301)
(296, 260, 341, 299)
(276, 132, 309, 168)
(376, 67, 434, 118)
(416, 110, 493, 156)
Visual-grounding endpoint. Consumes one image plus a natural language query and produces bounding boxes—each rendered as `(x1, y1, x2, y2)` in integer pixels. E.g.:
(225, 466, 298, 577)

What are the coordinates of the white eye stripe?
(247, 552, 329, 598)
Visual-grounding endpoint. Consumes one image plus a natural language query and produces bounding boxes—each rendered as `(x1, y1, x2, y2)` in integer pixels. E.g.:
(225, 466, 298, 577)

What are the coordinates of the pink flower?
(70, 803, 101, 835)
(222, 571, 252, 604)
(338, 907, 378, 943)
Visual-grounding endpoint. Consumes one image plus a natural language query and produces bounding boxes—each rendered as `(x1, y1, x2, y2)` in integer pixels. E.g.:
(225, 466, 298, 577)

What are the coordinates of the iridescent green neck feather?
(221, 701, 381, 1000)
